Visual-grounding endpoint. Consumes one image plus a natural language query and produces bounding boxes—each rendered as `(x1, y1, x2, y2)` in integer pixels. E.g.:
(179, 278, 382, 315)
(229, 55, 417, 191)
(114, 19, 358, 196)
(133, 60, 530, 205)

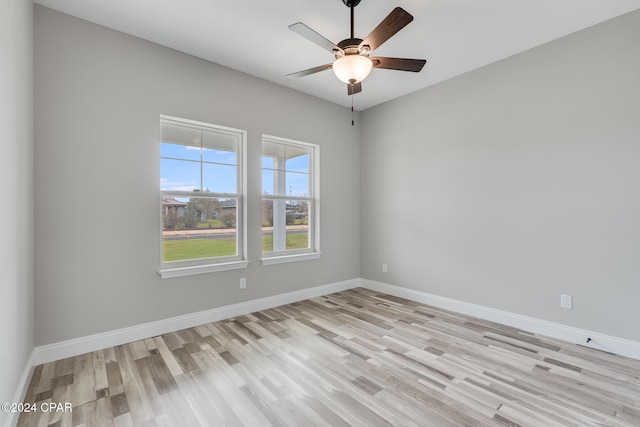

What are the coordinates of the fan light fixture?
(332, 54, 372, 84)
(287, 1, 426, 95)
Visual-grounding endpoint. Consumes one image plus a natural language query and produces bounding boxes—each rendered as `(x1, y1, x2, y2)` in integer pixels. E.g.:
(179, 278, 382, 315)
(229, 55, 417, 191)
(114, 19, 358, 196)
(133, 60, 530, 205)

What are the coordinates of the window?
(159, 115, 247, 278)
(262, 135, 320, 264)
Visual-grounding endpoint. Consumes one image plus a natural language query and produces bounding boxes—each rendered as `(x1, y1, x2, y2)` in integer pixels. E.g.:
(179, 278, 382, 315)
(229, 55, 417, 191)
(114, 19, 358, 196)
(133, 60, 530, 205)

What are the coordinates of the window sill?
(261, 252, 321, 266)
(159, 260, 249, 279)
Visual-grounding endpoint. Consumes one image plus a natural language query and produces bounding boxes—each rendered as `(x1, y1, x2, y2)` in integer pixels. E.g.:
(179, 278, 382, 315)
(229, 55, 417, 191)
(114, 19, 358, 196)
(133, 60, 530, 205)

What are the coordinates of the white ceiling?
(34, 0, 640, 111)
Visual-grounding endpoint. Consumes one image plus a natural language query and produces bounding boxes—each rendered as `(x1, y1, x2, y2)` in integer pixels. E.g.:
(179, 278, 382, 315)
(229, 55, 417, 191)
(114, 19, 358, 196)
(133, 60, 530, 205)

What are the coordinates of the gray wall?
(31, 5, 640, 350)
(0, 0, 34, 423)
(34, 6, 360, 346)
(361, 10, 640, 342)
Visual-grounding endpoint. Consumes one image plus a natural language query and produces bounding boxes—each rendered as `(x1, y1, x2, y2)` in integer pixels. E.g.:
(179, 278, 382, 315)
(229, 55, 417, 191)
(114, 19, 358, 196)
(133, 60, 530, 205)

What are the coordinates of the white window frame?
(261, 134, 320, 265)
(159, 115, 248, 278)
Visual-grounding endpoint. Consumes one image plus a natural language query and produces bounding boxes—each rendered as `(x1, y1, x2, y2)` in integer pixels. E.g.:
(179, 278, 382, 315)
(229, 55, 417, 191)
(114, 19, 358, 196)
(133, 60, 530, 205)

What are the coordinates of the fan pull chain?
(351, 97, 355, 126)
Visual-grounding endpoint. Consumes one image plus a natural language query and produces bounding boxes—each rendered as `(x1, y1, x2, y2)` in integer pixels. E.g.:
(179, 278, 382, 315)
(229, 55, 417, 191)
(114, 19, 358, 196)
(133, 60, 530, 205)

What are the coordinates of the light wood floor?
(19, 288, 640, 426)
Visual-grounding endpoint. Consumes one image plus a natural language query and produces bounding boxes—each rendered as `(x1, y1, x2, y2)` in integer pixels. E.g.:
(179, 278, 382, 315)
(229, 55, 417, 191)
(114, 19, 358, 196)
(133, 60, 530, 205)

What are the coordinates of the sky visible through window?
(160, 143, 237, 193)
(160, 142, 310, 197)
(262, 153, 310, 197)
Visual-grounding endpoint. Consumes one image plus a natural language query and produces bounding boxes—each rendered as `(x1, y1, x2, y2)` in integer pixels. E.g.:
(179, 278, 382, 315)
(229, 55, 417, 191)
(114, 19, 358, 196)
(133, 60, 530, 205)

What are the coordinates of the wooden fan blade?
(371, 57, 426, 72)
(359, 7, 413, 53)
(348, 82, 362, 95)
(289, 22, 342, 54)
(286, 63, 333, 79)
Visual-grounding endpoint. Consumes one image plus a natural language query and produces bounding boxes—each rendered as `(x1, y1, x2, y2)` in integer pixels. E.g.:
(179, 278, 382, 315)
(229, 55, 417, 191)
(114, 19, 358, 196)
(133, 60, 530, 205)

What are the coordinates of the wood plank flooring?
(18, 288, 640, 426)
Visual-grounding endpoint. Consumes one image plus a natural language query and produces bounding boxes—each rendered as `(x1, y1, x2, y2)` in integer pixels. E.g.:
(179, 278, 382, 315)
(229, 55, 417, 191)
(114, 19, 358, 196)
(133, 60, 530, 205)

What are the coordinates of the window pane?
(202, 147, 236, 165)
(261, 198, 310, 253)
(160, 141, 201, 161)
(202, 128, 240, 153)
(160, 121, 201, 156)
(262, 169, 274, 195)
(263, 141, 284, 163)
(160, 158, 200, 191)
(202, 163, 237, 193)
(286, 227, 309, 250)
(286, 199, 309, 250)
(262, 155, 276, 169)
(162, 196, 237, 261)
(286, 171, 309, 197)
(262, 199, 274, 252)
(286, 200, 309, 224)
(286, 152, 309, 173)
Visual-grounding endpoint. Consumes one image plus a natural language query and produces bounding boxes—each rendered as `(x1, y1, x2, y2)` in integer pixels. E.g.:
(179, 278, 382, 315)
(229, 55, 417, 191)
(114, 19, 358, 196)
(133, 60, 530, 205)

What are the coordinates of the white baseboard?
(34, 279, 360, 365)
(360, 279, 640, 361)
(31, 276, 640, 366)
(4, 349, 35, 427)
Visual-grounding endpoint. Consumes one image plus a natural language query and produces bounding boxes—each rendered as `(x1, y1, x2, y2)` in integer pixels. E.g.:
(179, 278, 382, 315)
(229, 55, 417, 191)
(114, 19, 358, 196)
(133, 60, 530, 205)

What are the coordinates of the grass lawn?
(163, 233, 309, 261)
(262, 233, 308, 252)
(163, 238, 236, 261)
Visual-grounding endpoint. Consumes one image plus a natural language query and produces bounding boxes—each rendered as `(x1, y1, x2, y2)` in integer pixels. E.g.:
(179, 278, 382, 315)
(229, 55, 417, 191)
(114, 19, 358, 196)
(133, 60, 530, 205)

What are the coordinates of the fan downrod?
(342, 0, 361, 7)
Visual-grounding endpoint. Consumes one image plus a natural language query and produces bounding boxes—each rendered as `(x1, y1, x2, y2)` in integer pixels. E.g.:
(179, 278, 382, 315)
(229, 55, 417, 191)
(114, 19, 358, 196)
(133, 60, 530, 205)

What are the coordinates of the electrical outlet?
(382, 263, 388, 273)
(560, 294, 572, 309)
(240, 277, 246, 289)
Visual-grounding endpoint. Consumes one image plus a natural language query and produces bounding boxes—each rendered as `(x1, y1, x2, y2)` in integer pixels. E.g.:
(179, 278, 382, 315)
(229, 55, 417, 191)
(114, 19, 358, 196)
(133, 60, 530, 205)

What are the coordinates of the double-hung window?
(262, 135, 320, 264)
(159, 115, 247, 278)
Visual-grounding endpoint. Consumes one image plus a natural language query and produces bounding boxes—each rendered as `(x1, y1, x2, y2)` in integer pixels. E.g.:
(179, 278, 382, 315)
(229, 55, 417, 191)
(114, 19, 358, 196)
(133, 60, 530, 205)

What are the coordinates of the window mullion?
(199, 130, 204, 191)
(264, 195, 310, 202)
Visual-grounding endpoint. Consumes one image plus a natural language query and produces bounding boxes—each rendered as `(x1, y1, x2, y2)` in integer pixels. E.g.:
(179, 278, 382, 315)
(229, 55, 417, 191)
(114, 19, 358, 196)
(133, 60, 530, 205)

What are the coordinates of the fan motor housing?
(337, 38, 363, 50)
(336, 38, 370, 59)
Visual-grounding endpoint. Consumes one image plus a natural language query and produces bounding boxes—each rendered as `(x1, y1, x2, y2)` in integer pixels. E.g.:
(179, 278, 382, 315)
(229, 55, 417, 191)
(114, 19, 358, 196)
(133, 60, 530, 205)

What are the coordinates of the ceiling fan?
(287, 0, 426, 95)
